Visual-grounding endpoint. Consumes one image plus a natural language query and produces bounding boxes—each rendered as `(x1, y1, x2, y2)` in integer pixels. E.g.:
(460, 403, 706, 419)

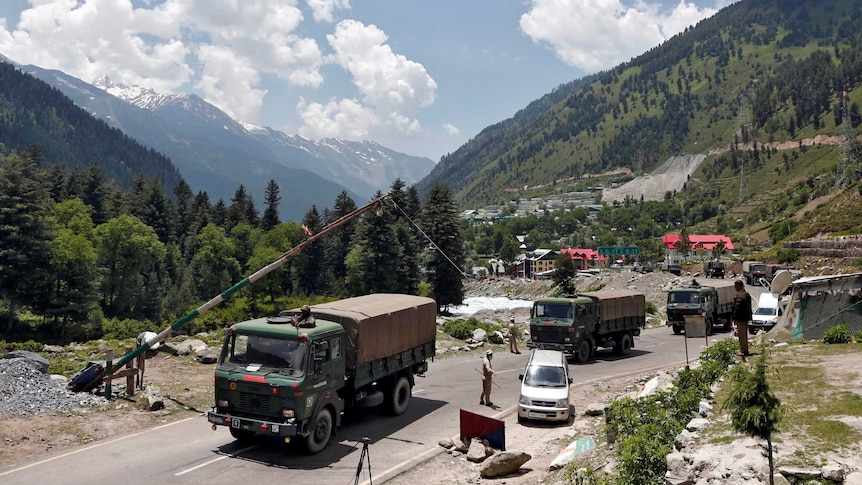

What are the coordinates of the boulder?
(777, 466, 821, 481)
(438, 437, 454, 449)
(139, 385, 165, 411)
(3, 350, 49, 373)
(195, 347, 219, 364)
(173, 339, 208, 356)
(136, 331, 161, 350)
(584, 402, 606, 416)
(487, 330, 505, 344)
(820, 463, 845, 482)
(845, 471, 862, 485)
(43, 345, 65, 353)
(479, 451, 531, 478)
(471, 328, 488, 342)
(466, 438, 487, 463)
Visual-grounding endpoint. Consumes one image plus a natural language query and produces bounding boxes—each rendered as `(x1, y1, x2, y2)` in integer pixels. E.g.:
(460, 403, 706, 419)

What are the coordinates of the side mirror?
(518, 374, 524, 381)
(568, 377, 574, 384)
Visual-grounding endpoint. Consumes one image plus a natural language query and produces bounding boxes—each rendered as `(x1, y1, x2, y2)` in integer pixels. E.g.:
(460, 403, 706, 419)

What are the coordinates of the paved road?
(0, 326, 731, 485)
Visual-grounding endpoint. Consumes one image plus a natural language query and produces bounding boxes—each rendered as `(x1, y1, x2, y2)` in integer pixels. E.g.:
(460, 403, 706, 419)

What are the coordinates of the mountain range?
(6, 57, 434, 222)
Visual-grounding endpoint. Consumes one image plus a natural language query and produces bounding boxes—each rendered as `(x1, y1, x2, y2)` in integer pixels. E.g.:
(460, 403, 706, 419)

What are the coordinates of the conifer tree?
(324, 191, 358, 295)
(261, 179, 281, 231)
(421, 184, 465, 312)
(346, 192, 401, 295)
(297, 206, 325, 296)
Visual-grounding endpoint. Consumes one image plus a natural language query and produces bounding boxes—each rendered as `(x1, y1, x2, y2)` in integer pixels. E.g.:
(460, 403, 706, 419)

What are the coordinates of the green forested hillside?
(0, 61, 183, 193)
(419, 0, 862, 212)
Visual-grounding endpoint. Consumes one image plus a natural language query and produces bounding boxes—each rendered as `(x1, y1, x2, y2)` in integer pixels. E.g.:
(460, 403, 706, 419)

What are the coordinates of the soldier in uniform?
(508, 319, 521, 354)
(732, 280, 753, 356)
(480, 349, 498, 406)
(293, 305, 315, 327)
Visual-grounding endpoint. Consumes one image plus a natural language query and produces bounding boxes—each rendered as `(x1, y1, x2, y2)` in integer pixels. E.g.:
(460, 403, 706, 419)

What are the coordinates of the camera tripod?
(353, 437, 372, 485)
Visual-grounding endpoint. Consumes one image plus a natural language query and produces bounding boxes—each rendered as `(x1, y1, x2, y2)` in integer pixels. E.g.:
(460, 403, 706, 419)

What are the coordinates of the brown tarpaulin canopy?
(292, 294, 437, 368)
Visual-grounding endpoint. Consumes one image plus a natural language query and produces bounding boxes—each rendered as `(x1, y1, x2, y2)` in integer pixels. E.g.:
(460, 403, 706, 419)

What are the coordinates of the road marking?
(413, 388, 424, 394)
(175, 444, 257, 476)
(0, 417, 195, 477)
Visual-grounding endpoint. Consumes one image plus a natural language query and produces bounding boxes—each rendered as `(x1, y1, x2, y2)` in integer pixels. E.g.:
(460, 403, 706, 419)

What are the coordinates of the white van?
(750, 292, 781, 334)
(517, 349, 572, 423)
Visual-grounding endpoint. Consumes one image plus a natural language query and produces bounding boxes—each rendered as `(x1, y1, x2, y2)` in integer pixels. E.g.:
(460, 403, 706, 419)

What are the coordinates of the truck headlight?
(218, 399, 229, 407)
(556, 398, 569, 408)
(519, 395, 530, 406)
(282, 409, 295, 418)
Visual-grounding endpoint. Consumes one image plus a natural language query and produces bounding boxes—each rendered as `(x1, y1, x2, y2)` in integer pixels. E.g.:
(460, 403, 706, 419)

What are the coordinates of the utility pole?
(836, 85, 851, 188)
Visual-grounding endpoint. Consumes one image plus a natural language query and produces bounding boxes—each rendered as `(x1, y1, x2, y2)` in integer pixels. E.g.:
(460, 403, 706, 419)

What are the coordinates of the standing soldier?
(480, 350, 497, 406)
(508, 319, 521, 354)
(732, 280, 753, 357)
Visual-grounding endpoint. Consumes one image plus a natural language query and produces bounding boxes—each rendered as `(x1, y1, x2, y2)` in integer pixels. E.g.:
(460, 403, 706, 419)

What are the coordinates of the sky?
(0, 0, 735, 162)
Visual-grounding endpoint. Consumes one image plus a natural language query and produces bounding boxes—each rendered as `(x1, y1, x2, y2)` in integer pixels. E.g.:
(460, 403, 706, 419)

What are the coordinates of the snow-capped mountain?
(16, 61, 434, 221)
(92, 75, 434, 198)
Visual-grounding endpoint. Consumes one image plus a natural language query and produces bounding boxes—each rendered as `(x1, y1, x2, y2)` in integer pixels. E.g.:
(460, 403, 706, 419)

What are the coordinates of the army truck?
(529, 290, 646, 364)
(742, 261, 768, 286)
(207, 293, 436, 454)
(666, 279, 736, 335)
(703, 261, 725, 278)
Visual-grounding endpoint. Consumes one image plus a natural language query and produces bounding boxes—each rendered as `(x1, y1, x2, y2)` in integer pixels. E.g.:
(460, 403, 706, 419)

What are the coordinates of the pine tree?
(324, 191, 358, 295)
(388, 179, 420, 294)
(0, 153, 56, 332)
(261, 179, 281, 231)
(346, 192, 401, 295)
(297, 206, 325, 296)
(421, 184, 465, 312)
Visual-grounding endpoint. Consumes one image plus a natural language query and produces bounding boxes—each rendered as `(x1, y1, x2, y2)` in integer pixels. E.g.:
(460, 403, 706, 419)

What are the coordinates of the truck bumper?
(534, 342, 575, 354)
(207, 411, 301, 437)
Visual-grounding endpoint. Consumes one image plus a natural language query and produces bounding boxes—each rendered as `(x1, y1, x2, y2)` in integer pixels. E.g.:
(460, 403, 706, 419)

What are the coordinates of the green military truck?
(666, 279, 736, 335)
(529, 290, 646, 364)
(207, 293, 437, 453)
(742, 261, 768, 286)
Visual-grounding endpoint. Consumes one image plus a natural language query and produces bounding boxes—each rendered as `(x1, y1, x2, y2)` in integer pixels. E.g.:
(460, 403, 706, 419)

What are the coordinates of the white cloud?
(443, 123, 460, 135)
(304, 0, 351, 22)
(298, 19, 437, 140)
(520, 0, 718, 72)
(0, 0, 324, 123)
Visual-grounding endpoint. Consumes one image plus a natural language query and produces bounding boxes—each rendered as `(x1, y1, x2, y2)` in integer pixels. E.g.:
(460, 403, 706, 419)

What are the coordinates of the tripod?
(353, 437, 372, 485)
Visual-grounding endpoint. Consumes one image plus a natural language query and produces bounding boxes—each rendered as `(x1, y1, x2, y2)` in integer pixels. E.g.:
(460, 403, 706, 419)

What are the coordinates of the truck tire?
(614, 333, 633, 356)
(305, 408, 332, 454)
(229, 427, 256, 443)
(672, 324, 682, 335)
(574, 339, 591, 364)
(385, 376, 411, 416)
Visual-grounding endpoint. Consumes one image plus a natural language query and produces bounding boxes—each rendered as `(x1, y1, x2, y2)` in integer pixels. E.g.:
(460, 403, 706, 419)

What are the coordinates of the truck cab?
(666, 285, 716, 335)
(207, 316, 347, 453)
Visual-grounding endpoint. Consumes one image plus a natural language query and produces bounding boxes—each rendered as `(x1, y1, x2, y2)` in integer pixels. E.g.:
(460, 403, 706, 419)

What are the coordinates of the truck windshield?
(524, 365, 567, 388)
(226, 334, 307, 376)
(668, 292, 700, 304)
(533, 303, 573, 319)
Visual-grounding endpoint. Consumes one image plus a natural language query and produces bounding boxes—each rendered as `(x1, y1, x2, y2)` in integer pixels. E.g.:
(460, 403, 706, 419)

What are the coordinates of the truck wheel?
(385, 376, 411, 416)
(614, 333, 633, 356)
(229, 427, 255, 443)
(305, 408, 332, 454)
(672, 324, 682, 335)
(574, 340, 591, 364)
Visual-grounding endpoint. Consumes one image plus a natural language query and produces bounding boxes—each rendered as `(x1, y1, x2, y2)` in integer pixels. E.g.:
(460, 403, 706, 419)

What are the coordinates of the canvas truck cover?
(709, 279, 738, 305)
(580, 290, 645, 321)
(295, 294, 437, 369)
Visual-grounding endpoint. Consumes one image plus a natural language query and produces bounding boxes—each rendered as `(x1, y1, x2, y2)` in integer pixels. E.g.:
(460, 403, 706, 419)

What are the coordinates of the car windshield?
(668, 292, 700, 304)
(754, 307, 777, 316)
(534, 303, 573, 319)
(222, 334, 307, 376)
(525, 365, 567, 388)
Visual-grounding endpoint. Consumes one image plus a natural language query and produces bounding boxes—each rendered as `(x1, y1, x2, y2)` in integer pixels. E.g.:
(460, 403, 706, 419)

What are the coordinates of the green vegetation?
(821, 323, 852, 344)
(601, 338, 738, 484)
(440, 318, 500, 341)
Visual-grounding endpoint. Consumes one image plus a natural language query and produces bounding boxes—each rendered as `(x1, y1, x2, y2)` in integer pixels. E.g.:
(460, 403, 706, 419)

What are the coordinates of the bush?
(441, 317, 498, 341)
(1, 340, 43, 352)
(645, 301, 658, 315)
(821, 324, 852, 344)
(856, 329, 862, 344)
(102, 318, 156, 340)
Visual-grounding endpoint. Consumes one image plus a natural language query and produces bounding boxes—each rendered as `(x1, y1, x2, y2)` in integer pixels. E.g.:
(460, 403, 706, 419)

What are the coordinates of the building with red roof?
(560, 248, 607, 270)
(661, 234, 734, 264)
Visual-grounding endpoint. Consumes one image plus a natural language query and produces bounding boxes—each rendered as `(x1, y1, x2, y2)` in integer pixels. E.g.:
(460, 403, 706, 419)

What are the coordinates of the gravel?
(0, 358, 108, 416)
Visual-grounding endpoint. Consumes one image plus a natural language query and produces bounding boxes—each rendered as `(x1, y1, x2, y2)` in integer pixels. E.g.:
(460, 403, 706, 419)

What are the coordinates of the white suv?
(517, 349, 572, 423)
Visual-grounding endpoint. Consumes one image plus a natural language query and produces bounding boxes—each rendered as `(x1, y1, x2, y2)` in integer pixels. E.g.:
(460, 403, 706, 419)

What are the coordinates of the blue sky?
(0, 0, 734, 162)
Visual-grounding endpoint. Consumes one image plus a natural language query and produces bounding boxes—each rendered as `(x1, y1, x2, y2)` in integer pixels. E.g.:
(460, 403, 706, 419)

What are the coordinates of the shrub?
(441, 317, 497, 341)
(102, 318, 156, 340)
(645, 301, 658, 315)
(2, 340, 43, 352)
(821, 324, 852, 344)
(855, 329, 862, 344)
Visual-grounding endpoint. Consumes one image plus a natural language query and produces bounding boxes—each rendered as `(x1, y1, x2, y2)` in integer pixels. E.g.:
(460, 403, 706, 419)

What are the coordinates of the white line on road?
(0, 417, 196, 478)
(174, 444, 257, 476)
